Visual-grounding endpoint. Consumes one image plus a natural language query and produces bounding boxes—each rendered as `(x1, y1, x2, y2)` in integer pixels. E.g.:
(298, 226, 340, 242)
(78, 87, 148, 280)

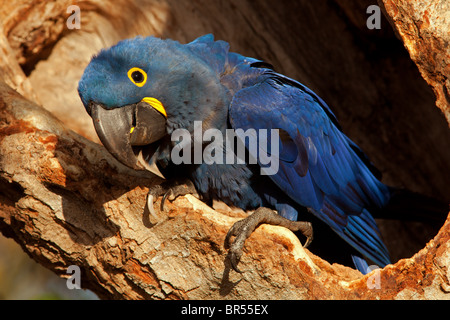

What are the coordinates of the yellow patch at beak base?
(142, 97, 167, 118)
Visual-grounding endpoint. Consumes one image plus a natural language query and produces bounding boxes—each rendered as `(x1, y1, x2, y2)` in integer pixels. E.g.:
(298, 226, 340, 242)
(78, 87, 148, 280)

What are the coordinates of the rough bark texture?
(0, 0, 449, 299)
(380, 0, 450, 124)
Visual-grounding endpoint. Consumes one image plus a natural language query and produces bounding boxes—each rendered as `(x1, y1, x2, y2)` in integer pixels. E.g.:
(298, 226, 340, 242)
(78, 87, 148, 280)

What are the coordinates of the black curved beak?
(90, 100, 167, 178)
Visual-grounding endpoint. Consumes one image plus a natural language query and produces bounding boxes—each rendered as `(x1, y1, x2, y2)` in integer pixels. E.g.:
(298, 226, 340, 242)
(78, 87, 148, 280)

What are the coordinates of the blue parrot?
(78, 34, 394, 274)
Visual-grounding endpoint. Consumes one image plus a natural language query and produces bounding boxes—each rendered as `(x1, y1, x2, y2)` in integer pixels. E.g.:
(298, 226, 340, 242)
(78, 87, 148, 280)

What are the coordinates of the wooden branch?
(0, 0, 449, 300)
(0, 81, 334, 299)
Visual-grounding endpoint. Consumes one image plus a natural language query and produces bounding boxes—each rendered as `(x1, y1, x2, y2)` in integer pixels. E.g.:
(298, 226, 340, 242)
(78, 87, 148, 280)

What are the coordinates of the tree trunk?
(0, 0, 449, 299)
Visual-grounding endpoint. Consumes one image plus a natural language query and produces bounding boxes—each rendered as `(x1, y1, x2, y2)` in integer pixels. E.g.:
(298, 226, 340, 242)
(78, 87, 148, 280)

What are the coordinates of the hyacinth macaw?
(78, 34, 394, 273)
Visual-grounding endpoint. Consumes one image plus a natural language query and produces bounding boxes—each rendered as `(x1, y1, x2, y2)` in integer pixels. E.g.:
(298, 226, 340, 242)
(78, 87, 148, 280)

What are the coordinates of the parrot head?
(78, 36, 228, 177)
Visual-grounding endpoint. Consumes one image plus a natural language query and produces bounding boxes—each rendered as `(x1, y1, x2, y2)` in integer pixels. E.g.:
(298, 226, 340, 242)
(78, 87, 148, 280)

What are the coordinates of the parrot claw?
(146, 194, 158, 220)
(145, 179, 198, 222)
(224, 207, 313, 273)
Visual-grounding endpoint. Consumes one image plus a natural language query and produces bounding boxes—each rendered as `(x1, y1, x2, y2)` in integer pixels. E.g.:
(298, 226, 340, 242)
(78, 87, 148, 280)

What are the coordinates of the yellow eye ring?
(127, 67, 147, 87)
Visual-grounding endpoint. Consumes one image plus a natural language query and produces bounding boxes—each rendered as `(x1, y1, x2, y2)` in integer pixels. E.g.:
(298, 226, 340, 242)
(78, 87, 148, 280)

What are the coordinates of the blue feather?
(229, 73, 391, 268)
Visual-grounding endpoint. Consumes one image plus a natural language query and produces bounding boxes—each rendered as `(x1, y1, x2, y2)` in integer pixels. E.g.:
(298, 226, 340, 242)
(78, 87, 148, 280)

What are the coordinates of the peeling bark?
(0, 0, 449, 300)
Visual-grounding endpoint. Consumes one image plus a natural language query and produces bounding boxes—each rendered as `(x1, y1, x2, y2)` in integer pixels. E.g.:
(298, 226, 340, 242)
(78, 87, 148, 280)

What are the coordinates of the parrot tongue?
(90, 101, 167, 177)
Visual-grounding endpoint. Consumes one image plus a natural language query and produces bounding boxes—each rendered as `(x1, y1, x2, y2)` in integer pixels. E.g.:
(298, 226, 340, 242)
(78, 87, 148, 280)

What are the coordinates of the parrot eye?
(127, 67, 147, 87)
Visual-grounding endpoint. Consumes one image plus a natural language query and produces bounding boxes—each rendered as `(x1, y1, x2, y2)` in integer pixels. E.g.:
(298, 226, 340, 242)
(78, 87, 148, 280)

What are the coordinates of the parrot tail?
(374, 187, 449, 225)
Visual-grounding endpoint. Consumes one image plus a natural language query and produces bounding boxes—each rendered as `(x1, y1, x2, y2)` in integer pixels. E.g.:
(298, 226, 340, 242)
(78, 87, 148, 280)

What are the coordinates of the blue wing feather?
(229, 73, 391, 267)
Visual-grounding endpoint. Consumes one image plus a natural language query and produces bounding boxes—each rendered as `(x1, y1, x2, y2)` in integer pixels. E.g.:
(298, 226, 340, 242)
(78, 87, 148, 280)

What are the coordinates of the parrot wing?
(229, 72, 391, 267)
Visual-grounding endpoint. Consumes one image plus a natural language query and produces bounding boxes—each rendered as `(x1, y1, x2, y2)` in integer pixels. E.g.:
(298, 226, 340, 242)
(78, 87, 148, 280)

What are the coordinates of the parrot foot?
(146, 179, 197, 221)
(224, 207, 313, 273)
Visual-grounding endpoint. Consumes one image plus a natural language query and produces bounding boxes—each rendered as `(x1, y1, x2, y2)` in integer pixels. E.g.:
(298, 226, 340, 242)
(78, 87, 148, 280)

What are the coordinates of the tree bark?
(0, 0, 449, 300)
